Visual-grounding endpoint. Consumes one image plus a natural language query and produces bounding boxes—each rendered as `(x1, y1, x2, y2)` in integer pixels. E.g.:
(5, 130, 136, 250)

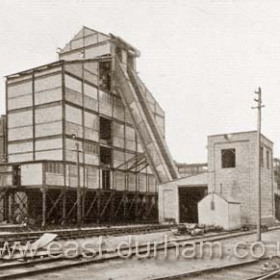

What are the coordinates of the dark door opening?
(100, 146, 112, 166)
(99, 61, 111, 91)
(179, 187, 207, 223)
(100, 117, 112, 145)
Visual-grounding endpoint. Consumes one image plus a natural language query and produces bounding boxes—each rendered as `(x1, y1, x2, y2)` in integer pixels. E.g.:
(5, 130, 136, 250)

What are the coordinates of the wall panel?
(84, 43, 111, 58)
(35, 149, 63, 161)
(9, 152, 33, 163)
(36, 137, 63, 151)
(8, 81, 32, 98)
(8, 94, 32, 110)
(35, 88, 62, 105)
(35, 74, 62, 92)
(65, 75, 82, 93)
(35, 121, 62, 138)
(127, 173, 136, 192)
(114, 171, 125, 191)
(65, 105, 82, 125)
(8, 141, 33, 154)
(65, 122, 83, 138)
(9, 126, 33, 141)
(35, 105, 62, 123)
(8, 110, 32, 128)
(84, 128, 99, 142)
(84, 84, 98, 99)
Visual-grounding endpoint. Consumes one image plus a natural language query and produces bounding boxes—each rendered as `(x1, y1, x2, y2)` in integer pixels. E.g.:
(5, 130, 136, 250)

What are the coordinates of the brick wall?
(208, 131, 274, 225)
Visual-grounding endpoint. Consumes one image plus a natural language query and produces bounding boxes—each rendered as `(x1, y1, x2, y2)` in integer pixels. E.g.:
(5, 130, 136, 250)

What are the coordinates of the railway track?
(0, 224, 175, 244)
(150, 257, 280, 280)
(0, 227, 279, 279)
(0, 225, 279, 279)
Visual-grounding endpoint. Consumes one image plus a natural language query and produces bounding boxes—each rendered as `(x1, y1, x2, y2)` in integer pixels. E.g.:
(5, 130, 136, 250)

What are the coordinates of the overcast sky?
(0, 0, 280, 163)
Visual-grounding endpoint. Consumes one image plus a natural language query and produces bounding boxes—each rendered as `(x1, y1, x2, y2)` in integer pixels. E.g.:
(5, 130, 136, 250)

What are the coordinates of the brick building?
(159, 130, 275, 226)
(208, 131, 274, 225)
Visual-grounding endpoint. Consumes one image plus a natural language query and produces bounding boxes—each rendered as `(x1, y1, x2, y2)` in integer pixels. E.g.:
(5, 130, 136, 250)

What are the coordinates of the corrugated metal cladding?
(6, 54, 161, 193)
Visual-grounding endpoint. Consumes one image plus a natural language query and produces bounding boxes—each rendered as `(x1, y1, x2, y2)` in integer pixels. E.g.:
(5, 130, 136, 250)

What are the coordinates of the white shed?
(198, 193, 241, 230)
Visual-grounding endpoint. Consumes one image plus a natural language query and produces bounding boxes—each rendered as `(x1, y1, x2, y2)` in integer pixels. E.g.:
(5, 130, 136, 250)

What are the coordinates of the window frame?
(221, 148, 236, 169)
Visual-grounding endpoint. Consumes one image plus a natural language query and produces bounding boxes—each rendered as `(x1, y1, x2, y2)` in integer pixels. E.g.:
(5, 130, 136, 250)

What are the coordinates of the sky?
(0, 0, 280, 163)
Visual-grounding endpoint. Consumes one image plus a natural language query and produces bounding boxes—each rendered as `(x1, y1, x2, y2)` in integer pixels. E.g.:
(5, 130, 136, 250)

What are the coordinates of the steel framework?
(0, 186, 158, 226)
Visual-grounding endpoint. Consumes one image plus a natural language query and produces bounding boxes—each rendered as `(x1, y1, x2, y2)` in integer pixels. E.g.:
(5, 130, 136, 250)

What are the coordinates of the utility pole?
(252, 87, 265, 241)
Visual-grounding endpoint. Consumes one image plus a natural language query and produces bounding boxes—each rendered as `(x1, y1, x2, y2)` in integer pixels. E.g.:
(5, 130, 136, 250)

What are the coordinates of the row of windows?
(84, 142, 99, 154)
(45, 162, 64, 174)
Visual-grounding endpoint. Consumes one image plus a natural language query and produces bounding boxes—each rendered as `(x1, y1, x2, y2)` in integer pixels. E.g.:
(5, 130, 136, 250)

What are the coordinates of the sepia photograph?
(0, 0, 280, 279)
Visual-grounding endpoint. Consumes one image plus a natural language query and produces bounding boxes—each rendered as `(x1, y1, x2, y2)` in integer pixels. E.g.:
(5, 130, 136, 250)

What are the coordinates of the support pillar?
(9, 191, 15, 223)
(42, 188, 47, 227)
(62, 190, 66, 225)
(82, 189, 86, 224)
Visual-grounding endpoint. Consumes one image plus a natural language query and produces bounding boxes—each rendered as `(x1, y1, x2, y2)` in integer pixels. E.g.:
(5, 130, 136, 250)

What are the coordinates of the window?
(260, 147, 264, 167)
(84, 141, 98, 154)
(45, 162, 63, 174)
(221, 149, 236, 168)
(267, 150, 270, 169)
(102, 170, 110, 190)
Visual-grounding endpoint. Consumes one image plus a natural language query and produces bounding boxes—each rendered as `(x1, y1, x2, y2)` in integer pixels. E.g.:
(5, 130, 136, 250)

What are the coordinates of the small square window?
(221, 149, 236, 168)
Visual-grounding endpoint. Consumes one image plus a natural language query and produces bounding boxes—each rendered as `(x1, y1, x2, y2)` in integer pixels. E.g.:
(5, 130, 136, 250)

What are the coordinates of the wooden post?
(252, 87, 265, 241)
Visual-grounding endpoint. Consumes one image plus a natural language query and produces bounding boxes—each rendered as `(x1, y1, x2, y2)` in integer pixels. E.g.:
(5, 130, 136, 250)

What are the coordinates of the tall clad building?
(0, 27, 175, 225)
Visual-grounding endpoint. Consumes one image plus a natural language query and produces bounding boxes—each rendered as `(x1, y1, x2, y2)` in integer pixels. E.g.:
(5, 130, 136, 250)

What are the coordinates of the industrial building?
(159, 131, 275, 226)
(0, 26, 277, 229)
(0, 115, 6, 164)
(274, 158, 280, 220)
(0, 26, 179, 226)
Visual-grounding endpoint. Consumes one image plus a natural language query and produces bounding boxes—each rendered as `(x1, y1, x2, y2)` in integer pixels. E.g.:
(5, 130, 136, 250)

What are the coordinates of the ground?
(20, 228, 280, 280)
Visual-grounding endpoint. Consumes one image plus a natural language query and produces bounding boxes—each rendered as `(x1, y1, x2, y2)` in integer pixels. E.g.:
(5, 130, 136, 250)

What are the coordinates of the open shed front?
(158, 172, 208, 224)
(179, 186, 207, 223)
(198, 193, 241, 230)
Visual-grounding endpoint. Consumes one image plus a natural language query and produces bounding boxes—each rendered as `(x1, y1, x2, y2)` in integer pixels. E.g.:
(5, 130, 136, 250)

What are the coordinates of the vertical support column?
(32, 71, 35, 160)
(5, 79, 8, 163)
(3, 190, 9, 222)
(62, 62, 67, 194)
(62, 190, 66, 225)
(42, 188, 46, 228)
(97, 191, 101, 224)
(9, 191, 15, 223)
(82, 189, 85, 223)
(110, 192, 115, 222)
(123, 193, 127, 219)
(76, 142, 81, 229)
